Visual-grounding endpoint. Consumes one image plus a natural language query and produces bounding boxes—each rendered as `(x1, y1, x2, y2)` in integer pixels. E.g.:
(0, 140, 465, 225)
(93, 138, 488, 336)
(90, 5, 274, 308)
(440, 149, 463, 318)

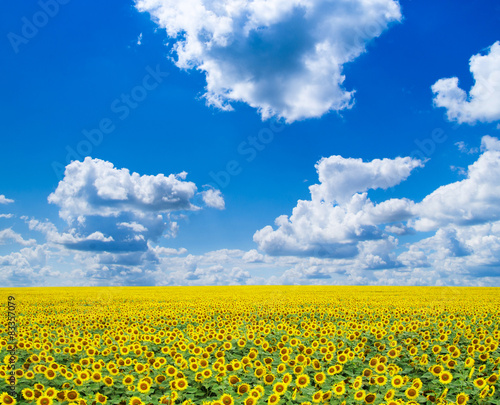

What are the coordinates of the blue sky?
(1, 0, 500, 287)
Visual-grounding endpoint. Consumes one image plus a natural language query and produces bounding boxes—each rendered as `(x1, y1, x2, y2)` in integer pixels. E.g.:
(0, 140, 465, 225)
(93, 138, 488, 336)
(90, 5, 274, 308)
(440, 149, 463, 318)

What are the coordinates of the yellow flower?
(438, 371, 453, 385)
(391, 375, 404, 388)
(22, 388, 36, 400)
(0, 393, 17, 405)
(273, 382, 287, 395)
(129, 397, 144, 405)
(268, 393, 281, 405)
(474, 377, 487, 389)
(405, 387, 419, 400)
(137, 380, 151, 394)
(333, 383, 346, 396)
(456, 393, 469, 405)
(296, 374, 310, 388)
(36, 396, 52, 405)
(354, 390, 365, 401)
(220, 393, 234, 405)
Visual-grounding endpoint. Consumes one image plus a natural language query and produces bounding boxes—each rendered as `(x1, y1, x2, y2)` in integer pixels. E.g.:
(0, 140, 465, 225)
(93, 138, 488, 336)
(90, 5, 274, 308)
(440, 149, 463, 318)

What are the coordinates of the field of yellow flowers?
(0, 286, 499, 405)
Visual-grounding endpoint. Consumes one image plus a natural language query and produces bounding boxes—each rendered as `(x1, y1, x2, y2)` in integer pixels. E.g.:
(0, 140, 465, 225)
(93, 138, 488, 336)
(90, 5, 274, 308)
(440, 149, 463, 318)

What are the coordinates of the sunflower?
(479, 386, 490, 399)
(66, 390, 79, 401)
(391, 375, 404, 388)
(352, 377, 363, 390)
(264, 374, 275, 385)
(268, 394, 281, 405)
(44, 388, 58, 398)
(238, 383, 251, 395)
(333, 382, 346, 396)
(311, 390, 323, 403)
(384, 389, 395, 401)
(313, 372, 326, 385)
(0, 393, 17, 405)
(487, 374, 498, 385)
(353, 390, 366, 401)
(95, 393, 108, 404)
(375, 375, 387, 386)
(91, 371, 102, 382)
(129, 397, 144, 405)
(244, 397, 256, 405)
(22, 388, 36, 400)
(439, 371, 453, 385)
(430, 365, 443, 376)
(364, 393, 376, 404)
(103, 376, 114, 387)
(282, 373, 293, 385)
(255, 367, 266, 378)
(137, 381, 151, 394)
(122, 375, 134, 386)
(473, 378, 487, 389)
(296, 374, 310, 388)
(36, 396, 52, 405)
(220, 394, 234, 405)
(464, 357, 474, 368)
(405, 387, 419, 400)
(456, 393, 469, 405)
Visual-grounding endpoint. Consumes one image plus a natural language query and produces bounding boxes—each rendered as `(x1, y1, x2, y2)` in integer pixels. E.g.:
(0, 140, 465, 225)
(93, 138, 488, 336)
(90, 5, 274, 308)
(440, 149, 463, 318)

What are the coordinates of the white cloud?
(254, 154, 422, 257)
(46, 157, 221, 254)
(243, 249, 265, 263)
(135, 0, 401, 122)
(432, 41, 500, 124)
(48, 157, 200, 221)
(201, 188, 225, 209)
(0, 228, 36, 246)
(0, 214, 13, 219)
(4, 137, 500, 287)
(412, 136, 500, 231)
(455, 141, 479, 154)
(0, 195, 14, 204)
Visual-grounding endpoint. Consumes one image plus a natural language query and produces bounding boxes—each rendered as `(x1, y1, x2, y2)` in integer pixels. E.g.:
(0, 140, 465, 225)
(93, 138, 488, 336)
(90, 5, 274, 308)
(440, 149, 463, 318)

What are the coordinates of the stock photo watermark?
(51, 64, 169, 180)
(7, 0, 70, 54)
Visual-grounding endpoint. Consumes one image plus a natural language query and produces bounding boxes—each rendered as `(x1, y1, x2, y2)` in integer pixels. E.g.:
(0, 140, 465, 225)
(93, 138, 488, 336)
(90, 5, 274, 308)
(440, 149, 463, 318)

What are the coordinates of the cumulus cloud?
(0, 228, 36, 246)
(252, 135, 500, 285)
(135, 0, 401, 122)
(0, 195, 14, 204)
(254, 154, 422, 258)
(46, 157, 222, 254)
(0, 214, 13, 219)
(432, 41, 500, 124)
(412, 136, 500, 231)
(201, 188, 225, 209)
(4, 137, 500, 287)
(243, 249, 265, 263)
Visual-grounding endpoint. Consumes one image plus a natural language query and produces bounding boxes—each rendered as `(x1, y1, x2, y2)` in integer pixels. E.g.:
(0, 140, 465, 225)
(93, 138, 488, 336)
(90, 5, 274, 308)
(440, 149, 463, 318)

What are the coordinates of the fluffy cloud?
(0, 228, 36, 246)
(4, 137, 500, 287)
(412, 136, 500, 231)
(253, 135, 500, 285)
(254, 154, 422, 258)
(0, 195, 14, 204)
(135, 0, 401, 122)
(201, 188, 225, 209)
(47, 157, 223, 253)
(432, 41, 500, 124)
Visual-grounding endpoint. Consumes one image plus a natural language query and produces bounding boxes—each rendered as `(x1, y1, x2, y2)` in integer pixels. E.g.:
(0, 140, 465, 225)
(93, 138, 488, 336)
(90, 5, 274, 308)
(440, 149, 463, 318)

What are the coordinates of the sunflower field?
(0, 286, 499, 405)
